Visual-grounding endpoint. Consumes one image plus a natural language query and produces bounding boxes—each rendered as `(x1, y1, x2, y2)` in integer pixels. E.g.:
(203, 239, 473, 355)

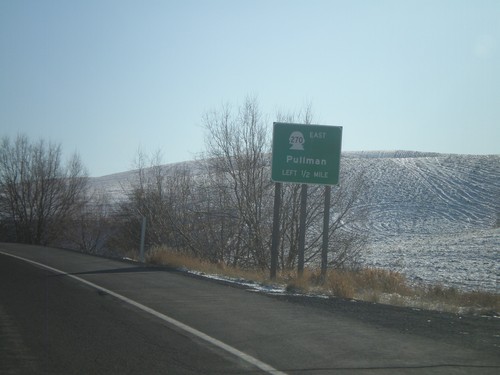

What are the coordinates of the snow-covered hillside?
(344, 151, 498, 235)
(90, 152, 499, 292)
(341, 152, 499, 292)
(90, 160, 199, 202)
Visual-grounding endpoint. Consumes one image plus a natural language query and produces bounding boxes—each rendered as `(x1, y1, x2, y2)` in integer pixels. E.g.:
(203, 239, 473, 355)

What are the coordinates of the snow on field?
(343, 152, 500, 292)
(91, 152, 499, 293)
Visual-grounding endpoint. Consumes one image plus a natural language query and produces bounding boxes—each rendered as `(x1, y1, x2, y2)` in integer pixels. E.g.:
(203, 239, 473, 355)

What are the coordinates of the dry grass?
(147, 246, 269, 283)
(415, 285, 500, 314)
(326, 268, 411, 300)
(144, 246, 499, 315)
(147, 246, 207, 270)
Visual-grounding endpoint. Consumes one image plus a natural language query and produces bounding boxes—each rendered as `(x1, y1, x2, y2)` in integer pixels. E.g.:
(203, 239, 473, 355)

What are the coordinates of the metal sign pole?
(297, 184, 308, 277)
(270, 182, 282, 280)
(321, 185, 331, 281)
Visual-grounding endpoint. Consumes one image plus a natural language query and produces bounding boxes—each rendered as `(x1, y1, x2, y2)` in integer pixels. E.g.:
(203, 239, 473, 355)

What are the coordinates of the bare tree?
(202, 97, 274, 268)
(110, 149, 169, 254)
(109, 148, 201, 257)
(301, 165, 369, 270)
(274, 105, 315, 270)
(105, 98, 368, 272)
(65, 188, 112, 254)
(0, 134, 88, 245)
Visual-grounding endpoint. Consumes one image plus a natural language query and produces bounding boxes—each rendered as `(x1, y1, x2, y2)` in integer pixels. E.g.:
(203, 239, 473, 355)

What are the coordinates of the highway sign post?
(270, 122, 342, 279)
(271, 123, 342, 185)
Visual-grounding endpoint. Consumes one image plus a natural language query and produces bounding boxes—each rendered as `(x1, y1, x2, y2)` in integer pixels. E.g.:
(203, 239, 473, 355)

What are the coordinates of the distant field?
(343, 152, 499, 292)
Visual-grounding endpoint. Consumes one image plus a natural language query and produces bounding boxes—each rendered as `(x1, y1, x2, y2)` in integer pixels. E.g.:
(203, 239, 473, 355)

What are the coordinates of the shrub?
(357, 268, 410, 295)
(325, 271, 356, 299)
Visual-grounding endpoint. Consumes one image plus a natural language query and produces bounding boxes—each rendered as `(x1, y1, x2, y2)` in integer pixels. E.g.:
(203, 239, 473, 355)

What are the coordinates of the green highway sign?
(271, 122, 342, 185)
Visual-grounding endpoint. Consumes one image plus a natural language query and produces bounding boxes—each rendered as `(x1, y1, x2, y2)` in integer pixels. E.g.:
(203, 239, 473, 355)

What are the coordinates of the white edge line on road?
(0, 250, 287, 375)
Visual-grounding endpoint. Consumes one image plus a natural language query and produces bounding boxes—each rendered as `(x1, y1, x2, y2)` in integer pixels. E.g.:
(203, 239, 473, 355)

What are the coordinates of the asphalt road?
(1, 243, 499, 374)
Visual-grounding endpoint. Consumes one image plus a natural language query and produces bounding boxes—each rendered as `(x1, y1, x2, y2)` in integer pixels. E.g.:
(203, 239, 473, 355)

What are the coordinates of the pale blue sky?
(1, 0, 499, 176)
